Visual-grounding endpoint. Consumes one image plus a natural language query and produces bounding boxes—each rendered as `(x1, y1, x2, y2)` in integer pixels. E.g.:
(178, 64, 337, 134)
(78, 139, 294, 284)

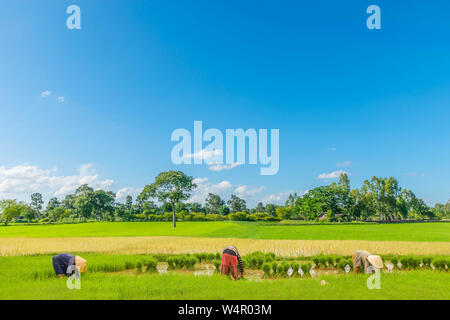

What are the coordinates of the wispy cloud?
(317, 170, 349, 179)
(41, 90, 51, 97)
(336, 161, 351, 167)
(234, 185, 265, 197)
(0, 163, 114, 201)
(57, 96, 65, 103)
(403, 172, 426, 177)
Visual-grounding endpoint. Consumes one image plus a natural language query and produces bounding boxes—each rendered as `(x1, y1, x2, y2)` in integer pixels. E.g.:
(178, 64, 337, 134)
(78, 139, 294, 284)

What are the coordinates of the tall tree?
(30, 193, 44, 220)
(227, 194, 246, 213)
(255, 202, 265, 213)
(139, 171, 196, 228)
(0, 200, 27, 226)
(204, 193, 225, 214)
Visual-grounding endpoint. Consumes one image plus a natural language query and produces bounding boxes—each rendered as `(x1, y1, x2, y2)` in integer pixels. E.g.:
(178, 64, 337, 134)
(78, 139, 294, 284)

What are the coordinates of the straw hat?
(367, 255, 383, 269)
(75, 256, 88, 273)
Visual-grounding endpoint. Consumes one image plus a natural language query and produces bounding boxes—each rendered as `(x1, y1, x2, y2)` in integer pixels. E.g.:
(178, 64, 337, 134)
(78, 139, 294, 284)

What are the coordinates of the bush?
(300, 262, 312, 276)
(400, 255, 420, 269)
(214, 260, 221, 272)
(291, 262, 299, 276)
(276, 264, 284, 277)
(136, 262, 142, 273)
(167, 257, 176, 270)
(432, 258, 449, 271)
(422, 256, 433, 268)
(262, 263, 271, 277)
(125, 261, 135, 269)
(271, 262, 278, 274)
(145, 258, 158, 273)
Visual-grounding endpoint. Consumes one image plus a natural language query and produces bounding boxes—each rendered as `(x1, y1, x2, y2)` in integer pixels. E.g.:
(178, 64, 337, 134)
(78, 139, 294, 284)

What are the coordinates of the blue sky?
(0, 0, 449, 206)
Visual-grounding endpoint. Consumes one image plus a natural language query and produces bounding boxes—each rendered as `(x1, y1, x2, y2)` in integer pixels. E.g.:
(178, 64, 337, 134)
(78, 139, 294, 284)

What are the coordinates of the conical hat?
(367, 255, 383, 269)
(75, 256, 88, 273)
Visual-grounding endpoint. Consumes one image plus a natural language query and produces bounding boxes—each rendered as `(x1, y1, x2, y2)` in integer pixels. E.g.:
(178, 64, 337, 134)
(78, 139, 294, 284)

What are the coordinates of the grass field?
(1, 222, 449, 300)
(0, 254, 448, 300)
(1, 221, 450, 241)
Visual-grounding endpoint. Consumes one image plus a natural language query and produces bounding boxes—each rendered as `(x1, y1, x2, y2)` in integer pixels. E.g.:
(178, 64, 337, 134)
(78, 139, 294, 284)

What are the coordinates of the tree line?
(0, 170, 449, 226)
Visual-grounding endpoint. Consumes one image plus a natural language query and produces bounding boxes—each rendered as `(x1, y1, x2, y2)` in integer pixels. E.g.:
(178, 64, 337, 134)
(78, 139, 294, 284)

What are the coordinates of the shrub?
(136, 262, 142, 273)
(167, 257, 176, 270)
(145, 258, 158, 273)
(326, 256, 334, 267)
(184, 256, 198, 270)
(262, 263, 271, 277)
(125, 261, 135, 269)
(271, 262, 278, 274)
(291, 262, 299, 276)
(207, 253, 216, 262)
(276, 264, 284, 277)
(300, 262, 312, 276)
(422, 256, 433, 268)
(214, 260, 221, 272)
(390, 256, 399, 265)
(432, 258, 449, 271)
(400, 255, 420, 269)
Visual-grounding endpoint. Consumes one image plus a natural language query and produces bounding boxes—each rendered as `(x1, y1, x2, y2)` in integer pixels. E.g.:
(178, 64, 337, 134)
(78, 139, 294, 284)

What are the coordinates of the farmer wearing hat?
(352, 250, 384, 273)
(221, 245, 244, 280)
(52, 253, 88, 278)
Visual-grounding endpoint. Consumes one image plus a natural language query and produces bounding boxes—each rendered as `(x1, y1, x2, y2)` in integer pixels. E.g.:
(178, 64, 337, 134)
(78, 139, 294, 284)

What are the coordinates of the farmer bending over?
(221, 245, 244, 280)
(352, 250, 383, 273)
(52, 253, 88, 278)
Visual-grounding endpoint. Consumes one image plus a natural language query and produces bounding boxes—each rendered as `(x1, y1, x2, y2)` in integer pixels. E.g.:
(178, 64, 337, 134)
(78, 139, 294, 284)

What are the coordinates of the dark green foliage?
(262, 263, 271, 277)
(272, 262, 278, 274)
(144, 257, 158, 273)
(432, 258, 449, 271)
(214, 260, 221, 272)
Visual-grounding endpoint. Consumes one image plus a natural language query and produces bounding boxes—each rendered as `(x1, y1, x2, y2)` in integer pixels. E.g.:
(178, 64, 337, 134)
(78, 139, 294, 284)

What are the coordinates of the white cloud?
(188, 177, 233, 203)
(234, 185, 265, 197)
(403, 172, 426, 177)
(0, 163, 115, 201)
(317, 170, 349, 179)
(328, 147, 336, 151)
(115, 187, 143, 202)
(57, 96, 65, 103)
(208, 163, 241, 172)
(41, 90, 51, 97)
(336, 161, 351, 167)
(261, 190, 292, 204)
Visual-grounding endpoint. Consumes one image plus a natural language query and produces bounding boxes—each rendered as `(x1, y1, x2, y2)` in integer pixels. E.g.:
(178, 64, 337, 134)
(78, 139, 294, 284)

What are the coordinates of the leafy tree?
(255, 202, 265, 213)
(74, 195, 94, 221)
(187, 202, 204, 213)
(139, 171, 196, 228)
(125, 196, 133, 211)
(46, 197, 61, 211)
(218, 205, 230, 215)
(204, 193, 225, 214)
(0, 200, 27, 226)
(92, 190, 116, 220)
(265, 203, 277, 216)
(227, 194, 246, 213)
(30, 193, 44, 220)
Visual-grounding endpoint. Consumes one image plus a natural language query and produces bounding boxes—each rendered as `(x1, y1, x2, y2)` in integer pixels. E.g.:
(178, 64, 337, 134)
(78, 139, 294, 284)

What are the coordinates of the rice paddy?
(1, 221, 449, 299)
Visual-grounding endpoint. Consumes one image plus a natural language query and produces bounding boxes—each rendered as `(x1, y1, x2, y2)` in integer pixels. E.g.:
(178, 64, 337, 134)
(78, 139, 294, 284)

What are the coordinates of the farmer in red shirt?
(221, 245, 244, 280)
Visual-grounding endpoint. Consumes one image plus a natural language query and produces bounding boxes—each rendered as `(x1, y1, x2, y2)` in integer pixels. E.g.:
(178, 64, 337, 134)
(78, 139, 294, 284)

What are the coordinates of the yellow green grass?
(1, 221, 450, 241)
(2, 236, 449, 257)
(0, 254, 448, 300)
